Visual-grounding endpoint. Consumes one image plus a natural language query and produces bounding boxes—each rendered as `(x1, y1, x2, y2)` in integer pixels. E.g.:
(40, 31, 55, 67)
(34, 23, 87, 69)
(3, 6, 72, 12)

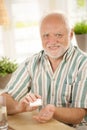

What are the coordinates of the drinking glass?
(0, 95, 8, 130)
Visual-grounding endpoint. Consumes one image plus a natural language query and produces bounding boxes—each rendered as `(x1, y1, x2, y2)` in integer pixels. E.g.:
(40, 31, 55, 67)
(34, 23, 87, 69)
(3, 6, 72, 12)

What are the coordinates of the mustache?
(47, 43, 65, 48)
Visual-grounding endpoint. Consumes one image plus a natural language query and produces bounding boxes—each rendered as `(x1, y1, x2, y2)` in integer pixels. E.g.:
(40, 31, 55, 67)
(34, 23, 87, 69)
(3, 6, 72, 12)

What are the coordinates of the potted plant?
(0, 57, 18, 89)
(74, 21, 87, 52)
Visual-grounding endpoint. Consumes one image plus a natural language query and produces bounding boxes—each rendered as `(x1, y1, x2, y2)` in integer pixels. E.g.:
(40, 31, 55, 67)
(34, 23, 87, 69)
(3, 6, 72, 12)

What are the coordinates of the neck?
(48, 56, 63, 72)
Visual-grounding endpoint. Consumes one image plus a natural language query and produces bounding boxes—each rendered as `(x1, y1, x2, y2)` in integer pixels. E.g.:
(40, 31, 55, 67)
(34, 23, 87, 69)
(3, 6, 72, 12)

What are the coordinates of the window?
(12, 1, 42, 62)
(0, 0, 87, 63)
(4, 0, 52, 63)
(70, 0, 86, 24)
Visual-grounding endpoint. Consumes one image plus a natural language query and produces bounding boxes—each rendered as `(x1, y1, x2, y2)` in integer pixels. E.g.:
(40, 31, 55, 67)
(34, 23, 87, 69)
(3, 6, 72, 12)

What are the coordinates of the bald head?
(40, 12, 71, 33)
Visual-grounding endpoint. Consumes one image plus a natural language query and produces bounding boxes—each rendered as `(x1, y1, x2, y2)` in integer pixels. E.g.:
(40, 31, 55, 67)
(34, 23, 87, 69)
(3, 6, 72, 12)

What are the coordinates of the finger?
(26, 93, 38, 102)
(33, 116, 47, 123)
(20, 97, 29, 105)
(29, 93, 42, 101)
(35, 94, 41, 99)
(25, 93, 35, 102)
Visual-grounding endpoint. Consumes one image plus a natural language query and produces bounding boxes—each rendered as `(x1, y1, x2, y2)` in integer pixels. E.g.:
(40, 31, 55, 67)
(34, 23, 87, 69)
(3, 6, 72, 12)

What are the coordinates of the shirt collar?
(63, 44, 75, 61)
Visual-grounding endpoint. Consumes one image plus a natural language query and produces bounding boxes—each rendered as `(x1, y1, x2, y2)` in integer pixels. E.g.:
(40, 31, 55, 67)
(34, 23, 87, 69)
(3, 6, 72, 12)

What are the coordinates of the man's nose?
(48, 35, 57, 43)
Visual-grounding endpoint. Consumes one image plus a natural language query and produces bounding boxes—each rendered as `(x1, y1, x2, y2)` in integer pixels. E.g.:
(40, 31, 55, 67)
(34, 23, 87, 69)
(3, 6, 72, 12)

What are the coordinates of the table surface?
(8, 111, 75, 130)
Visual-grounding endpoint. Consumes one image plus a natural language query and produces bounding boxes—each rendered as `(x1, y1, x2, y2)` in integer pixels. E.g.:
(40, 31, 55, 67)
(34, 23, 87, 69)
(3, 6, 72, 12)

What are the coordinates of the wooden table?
(8, 111, 75, 130)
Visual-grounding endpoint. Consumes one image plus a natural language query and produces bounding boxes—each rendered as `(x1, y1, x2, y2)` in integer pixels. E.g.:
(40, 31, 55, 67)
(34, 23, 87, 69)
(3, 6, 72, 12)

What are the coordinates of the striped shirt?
(5, 45, 87, 125)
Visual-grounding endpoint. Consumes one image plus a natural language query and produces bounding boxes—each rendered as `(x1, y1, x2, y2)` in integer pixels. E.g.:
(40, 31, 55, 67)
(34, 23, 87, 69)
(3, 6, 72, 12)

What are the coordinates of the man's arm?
(33, 104, 87, 125)
(2, 93, 26, 115)
(53, 107, 87, 125)
(2, 93, 41, 115)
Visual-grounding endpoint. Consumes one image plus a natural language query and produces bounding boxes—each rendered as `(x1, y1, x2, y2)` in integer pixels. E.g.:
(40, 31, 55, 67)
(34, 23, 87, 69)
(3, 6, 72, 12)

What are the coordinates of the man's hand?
(33, 104, 55, 123)
(19, 93, 41, 112)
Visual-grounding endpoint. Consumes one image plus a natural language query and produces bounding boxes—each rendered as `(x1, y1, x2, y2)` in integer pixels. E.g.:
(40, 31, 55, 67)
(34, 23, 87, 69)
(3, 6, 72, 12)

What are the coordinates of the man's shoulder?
(73, 46, 87, 66)
(24, 50, 44, 65)
(75, 46, 87, 59)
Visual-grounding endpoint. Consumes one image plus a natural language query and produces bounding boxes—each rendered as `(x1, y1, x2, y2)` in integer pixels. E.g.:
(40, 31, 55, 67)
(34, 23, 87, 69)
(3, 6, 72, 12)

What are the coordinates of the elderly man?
(2, 12, 87, 129)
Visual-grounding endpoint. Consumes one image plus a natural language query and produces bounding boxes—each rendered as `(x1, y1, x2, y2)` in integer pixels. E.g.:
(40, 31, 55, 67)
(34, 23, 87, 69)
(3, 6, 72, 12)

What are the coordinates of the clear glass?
(0, 95, 8, 130)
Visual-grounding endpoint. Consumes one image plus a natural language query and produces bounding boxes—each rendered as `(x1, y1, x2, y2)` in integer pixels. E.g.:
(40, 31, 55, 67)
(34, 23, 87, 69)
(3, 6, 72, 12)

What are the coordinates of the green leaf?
(0, 57, 18, 77)
(74, 21, 87, 34)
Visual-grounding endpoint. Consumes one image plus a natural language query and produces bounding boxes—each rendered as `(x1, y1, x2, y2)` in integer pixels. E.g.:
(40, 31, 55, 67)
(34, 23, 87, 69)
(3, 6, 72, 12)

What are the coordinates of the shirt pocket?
(62, 84, 72, 106)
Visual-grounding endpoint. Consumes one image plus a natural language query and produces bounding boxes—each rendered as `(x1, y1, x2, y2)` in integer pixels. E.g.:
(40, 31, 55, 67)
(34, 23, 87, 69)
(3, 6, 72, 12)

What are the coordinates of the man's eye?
(56, 33, 63, 38)
(43, 34, 49, 38)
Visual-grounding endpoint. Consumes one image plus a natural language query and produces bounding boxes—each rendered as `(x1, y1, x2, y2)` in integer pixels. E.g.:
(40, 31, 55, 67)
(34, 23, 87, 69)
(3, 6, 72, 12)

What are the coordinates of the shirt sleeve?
(72, 61, 87, 108)
(4, 59, 31, 101)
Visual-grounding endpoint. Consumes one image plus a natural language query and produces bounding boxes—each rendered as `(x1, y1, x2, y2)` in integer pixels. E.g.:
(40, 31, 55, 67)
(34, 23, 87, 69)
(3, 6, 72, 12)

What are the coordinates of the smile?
(48, 45, 60, 50)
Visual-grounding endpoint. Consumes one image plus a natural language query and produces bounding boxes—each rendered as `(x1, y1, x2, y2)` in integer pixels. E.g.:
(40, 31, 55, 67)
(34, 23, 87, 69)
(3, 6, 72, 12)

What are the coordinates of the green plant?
(0, 57, 18, 77)
(74, 21, 87, 34)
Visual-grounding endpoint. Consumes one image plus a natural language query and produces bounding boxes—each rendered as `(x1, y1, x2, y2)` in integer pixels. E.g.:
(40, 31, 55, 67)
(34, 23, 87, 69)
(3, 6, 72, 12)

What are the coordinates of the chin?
(46, 53, 63, 59)
(45, 49, 66, 59)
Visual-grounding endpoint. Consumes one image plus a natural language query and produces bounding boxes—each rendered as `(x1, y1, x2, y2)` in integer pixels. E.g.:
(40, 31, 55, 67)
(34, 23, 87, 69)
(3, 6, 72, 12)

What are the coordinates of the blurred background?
(0, 0, 87, 63)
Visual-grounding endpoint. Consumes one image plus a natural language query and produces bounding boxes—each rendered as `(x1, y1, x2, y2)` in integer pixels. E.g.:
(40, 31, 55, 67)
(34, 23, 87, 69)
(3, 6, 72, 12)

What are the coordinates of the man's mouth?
(48, 45, 60, 50)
